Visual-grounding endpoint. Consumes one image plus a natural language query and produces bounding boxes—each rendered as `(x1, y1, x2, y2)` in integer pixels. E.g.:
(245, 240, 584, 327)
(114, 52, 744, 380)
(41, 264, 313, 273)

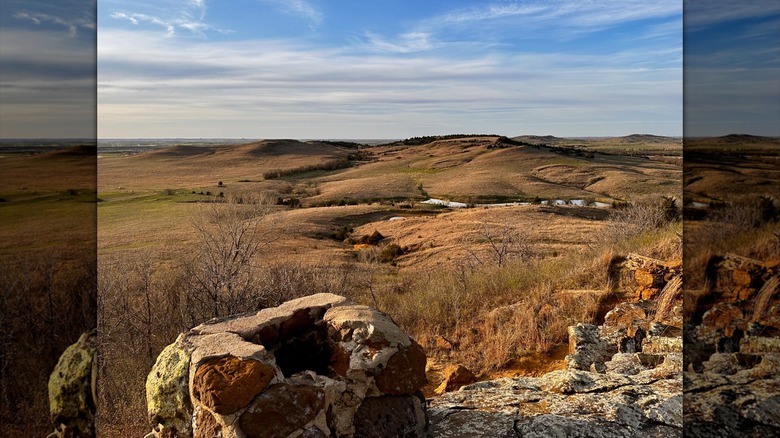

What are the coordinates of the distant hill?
(601, 134, 678, 144)
(512, 135, 570, 145)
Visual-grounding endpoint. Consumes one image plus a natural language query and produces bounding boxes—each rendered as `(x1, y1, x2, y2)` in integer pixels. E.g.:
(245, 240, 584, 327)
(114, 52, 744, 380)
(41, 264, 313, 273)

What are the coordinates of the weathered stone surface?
(192, 293, 350, 339)
(189, 331, 271, 366)
(145, 294, 429, 438)
(324, 304, 412, 348)
(353, 394, 427, 437)
(429, 409, 518, 438)
(685, 371, 780, 436)
(701, 303, 743, 334)
(429, 369, 683, 437)
(643, 335, 683, 354)
(565, 324, 615, 371)
(604, 353, 648, 375)
(146, 334, 193, 437)
(538, 369, 633, 395)
(610, 253, 677, 301)
(603, 303, 646, 330)
(239, 383, 326, 438)
(193, 408, 221, 438)
(192, 356, 275, 414)
(47, 331, 96, 438)
(375, 341, 427, 395)
(435, 364, 476, 395)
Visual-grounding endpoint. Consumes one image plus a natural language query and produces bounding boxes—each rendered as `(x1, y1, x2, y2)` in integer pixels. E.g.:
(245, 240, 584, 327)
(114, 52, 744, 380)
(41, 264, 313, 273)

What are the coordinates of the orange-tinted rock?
(635, 269, 655, 287)
(192, 357, 275, 415)
(239, 383, 325, 438)
(329, 343, 350, 376)
(603, 303, 647, 330)
(194, 409, 221, 438)
(701, 304, 743, 335)
(375, 341, 427, 395)
(434, 364, 476, 394)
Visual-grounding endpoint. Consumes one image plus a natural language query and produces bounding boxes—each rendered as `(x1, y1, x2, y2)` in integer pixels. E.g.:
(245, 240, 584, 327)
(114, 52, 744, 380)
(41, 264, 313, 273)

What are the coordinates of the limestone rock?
(428, 369, 682, 437)
(146, 334, 194, 437)
(239, 383, 326, 438)
(603, 303, 646, 331)
(565, 324, 615, 371)
(374, 341, 427, 395)
(47, 331, 96, 438)
(353, 394, 427, 437)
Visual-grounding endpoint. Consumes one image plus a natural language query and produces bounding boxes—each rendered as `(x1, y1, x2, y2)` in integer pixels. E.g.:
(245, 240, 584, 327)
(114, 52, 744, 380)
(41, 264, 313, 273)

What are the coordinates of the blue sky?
(684, 0, 780, 137)
(0, 0, 96, 138)
(95, 0, 683, 138)
(3, 1, 778, 139)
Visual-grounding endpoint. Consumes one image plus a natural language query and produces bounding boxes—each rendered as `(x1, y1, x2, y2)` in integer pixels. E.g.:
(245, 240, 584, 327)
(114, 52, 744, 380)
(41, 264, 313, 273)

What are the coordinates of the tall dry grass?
(370, 210, 681, 373)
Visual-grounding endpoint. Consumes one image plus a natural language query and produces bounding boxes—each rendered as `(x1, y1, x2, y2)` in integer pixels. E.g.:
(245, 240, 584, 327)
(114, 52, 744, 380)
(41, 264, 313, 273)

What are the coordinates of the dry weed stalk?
(752, 275, 779, 323)
(653, 275, 682, 322)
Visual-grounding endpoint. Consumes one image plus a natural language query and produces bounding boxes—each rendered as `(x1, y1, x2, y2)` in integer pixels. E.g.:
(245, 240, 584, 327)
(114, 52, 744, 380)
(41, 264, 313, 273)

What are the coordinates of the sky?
(0, 0, 96, 138)
(3, 1, 773, 139)
(684, 0, 780, 137)
(95, 0, 683, 139)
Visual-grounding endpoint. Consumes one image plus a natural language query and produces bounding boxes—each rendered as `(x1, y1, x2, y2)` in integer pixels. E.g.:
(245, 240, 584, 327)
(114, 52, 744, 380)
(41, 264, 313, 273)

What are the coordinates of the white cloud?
(106, 0, 225, 37)
(685, 0, 780, 29)
(363, 31, 435, 53)
(97, 28, 680, 138)
(261, 0, 323, 29)
(430, 0, 680, 34)
(12, 10, 94, 37)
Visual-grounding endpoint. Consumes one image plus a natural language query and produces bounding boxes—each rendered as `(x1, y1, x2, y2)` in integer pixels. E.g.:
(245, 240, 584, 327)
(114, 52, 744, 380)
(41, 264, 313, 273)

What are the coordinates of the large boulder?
(144, 293, 427, 438)
(47, 331, 97, 438)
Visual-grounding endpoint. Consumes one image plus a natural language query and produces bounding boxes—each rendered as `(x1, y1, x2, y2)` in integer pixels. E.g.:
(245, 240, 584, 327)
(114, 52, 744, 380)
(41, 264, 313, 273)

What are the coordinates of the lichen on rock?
(47, 331, 97, 438)
(145, 334, 194, 438)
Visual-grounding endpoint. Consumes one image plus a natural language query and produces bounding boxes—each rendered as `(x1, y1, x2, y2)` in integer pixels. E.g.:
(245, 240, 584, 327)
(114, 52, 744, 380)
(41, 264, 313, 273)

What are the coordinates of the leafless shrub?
(183, 200, 277, 317)
(606, 199, 667, 240)
(461, 221, 534, 268)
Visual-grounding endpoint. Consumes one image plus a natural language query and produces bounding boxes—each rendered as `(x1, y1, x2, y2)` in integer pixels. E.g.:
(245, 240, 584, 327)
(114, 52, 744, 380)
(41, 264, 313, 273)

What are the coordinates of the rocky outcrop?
(429, 255, 684, 437)
(609, 253, 681, 301)
(685, 255, 780, 436)
(46, 331, 97, 438)
(143, 293, 427, 438)
(429, 366, 682, 437)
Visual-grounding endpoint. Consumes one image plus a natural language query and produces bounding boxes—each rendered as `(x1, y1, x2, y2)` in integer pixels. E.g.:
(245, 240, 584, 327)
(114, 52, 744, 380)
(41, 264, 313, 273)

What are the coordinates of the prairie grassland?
(94, 135, 683, 434)
(0, 147, 96, 435)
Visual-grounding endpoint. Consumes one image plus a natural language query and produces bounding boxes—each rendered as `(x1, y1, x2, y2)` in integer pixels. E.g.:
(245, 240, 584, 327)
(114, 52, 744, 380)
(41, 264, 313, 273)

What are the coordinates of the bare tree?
(185, 197, 277, 317)
(461, 221, 534, 268)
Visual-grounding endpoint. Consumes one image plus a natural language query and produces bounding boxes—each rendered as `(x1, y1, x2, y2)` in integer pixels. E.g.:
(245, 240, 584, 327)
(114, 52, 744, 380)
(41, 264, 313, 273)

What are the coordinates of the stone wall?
(685, 254, 780, 436)
(143, 293, 427, 438)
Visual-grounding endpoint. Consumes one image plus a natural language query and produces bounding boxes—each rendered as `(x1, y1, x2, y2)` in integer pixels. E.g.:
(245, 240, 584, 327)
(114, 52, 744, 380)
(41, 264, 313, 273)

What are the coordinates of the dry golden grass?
(0, 148, 96, 434)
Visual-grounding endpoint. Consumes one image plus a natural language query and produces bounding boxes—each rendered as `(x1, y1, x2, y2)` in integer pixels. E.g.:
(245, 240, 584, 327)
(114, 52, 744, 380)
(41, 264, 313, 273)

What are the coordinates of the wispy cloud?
(98, 28, 680, 138)
(261, 0, 323, 29)
(429, 0, 680, 35)
(685, 0, 780, 29)
(13, 10, 95, 36)
(363, 31, 435, 53)
(106, 0, 224, 37)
